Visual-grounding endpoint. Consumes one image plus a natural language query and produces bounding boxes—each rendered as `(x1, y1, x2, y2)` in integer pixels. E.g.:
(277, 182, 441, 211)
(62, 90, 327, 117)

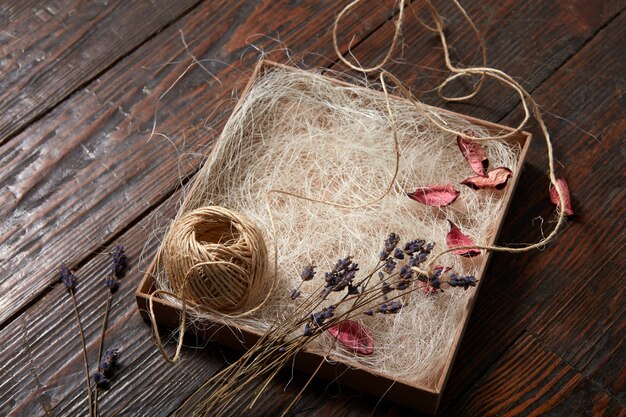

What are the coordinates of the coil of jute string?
(149, 206, 269, 363)
(333, 0, 569, 273)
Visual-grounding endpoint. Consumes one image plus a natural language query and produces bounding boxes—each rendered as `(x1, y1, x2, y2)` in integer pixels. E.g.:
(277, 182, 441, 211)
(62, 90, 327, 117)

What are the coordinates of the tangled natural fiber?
(149, 63, 520, 383)
(160, 206, 269, 314)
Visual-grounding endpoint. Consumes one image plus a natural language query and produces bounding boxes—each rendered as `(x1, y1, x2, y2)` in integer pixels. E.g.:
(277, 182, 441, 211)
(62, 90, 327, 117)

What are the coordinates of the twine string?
(332, 0, 567, 271)
(150, 0, 568, 368)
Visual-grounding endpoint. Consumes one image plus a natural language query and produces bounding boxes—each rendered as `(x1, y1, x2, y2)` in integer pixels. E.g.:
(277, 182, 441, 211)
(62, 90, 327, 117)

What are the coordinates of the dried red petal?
(461, 167, 512, 190)
(549, 177, 575, 218)
(446, 220, 480, 257)
(327, 320, 374, 355)
(418, 280, 438, 295)
(407, 184, 460, 207)
(457, 134, 489, 176)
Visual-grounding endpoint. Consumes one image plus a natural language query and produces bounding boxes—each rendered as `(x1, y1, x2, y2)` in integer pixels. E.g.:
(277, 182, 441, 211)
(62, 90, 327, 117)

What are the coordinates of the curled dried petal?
(457, 134, 489, 176)
(461, 167, 512, 190)
(327, 320, 373, 356)
(446, 220, 481, 257)
(407, 185, 460, 207)
(549, 177, 575, 218)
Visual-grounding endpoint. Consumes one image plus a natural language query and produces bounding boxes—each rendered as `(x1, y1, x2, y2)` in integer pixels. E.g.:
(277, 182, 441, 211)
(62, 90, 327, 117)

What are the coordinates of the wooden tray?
(136, 60, 532, 415)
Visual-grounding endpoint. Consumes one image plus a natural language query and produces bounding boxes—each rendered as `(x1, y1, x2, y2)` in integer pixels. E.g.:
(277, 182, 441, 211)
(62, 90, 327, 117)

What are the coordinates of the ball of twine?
(161, 206, 268, 314)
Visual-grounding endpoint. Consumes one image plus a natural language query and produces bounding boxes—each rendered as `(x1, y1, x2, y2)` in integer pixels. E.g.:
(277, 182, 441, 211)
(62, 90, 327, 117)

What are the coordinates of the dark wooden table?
(1, 1, 624, 416)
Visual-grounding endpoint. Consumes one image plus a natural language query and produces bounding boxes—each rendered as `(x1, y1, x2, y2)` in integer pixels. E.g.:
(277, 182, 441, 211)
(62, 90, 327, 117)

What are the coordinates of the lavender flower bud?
(289, 289, 301, 300)
(99, 348, 119, 377)
(448, 274, 477, 290)
(59, 263, 76, 291)
(383, 258, 397, 274)
(383, 233, 400, 254)
(93, 371, 109, 389)
(105, 276, 119, 293)
(300, 264, 316, 281)
(378, 300, 402, 314)
(110, 246, 126, 278)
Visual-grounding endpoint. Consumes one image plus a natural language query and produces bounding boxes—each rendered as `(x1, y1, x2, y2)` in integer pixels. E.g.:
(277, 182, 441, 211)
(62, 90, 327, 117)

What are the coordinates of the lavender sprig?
(94, 246, 126, 414)
(59, 263, 94, 417)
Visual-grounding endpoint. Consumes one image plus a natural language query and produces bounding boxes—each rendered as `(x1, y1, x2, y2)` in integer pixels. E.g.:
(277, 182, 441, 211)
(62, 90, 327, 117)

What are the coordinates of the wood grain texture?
(0, 0, 393, 328)
(439, 9, 626, 415)
(1, 0, 624, 416)
(448, 333, 624, 416)
(328, 0, 626, 413)
(0, 191, 226, 417)
(0, 0, 202, 146)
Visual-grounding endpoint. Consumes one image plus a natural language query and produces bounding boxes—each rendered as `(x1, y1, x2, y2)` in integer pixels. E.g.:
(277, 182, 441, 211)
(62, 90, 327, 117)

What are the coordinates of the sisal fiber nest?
(152, 64, 520, 386)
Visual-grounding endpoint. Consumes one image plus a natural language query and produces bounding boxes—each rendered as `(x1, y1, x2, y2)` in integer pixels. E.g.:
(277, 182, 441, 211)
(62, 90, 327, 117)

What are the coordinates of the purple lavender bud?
(94, 371, 109, 389)
(403, 239, 425, 255)
(311, 311, 324, 326)
(448, 274, 477, 290)
(347, 283, 359, 295)
(385, 300, 403, 314)
(381, 281, 393, 294)
(378, 271, 384, 280)
(59, 263, 76, 291)
(383, 258, 397, 274)
(393, 248, 405, 260)
(110, 246, 126, 278)
(430, 276, 441, 289)
(100, 349, 119, 377)
(399, 265, 412, 280)
(303, 323, 313, 336)
(289, 289, 301, 300)
(396, 281, 408, 290)
(278, 347, 287, 353)
(383, 233, 400, 253)
(300, 264, 316, 281)
(105, 276, 119, 293)
(364, 309, 374, 316)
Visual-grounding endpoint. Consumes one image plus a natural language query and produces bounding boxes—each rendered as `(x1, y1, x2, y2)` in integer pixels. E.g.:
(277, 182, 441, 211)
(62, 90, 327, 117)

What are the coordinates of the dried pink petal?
(446, 220, 481, 257)
(457, 134, 489, 176)
(461, 167, 512, 190)
(418, 279, 439, 295)
(327, 320, 374, 356)
(549, 177, 575, 218)
(407, 184, 460, 207)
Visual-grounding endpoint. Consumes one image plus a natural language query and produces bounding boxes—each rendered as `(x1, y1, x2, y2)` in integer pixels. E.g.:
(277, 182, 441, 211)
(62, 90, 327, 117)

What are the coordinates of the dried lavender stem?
(94, 292, 112, 417)
(70, 290, 94, 417)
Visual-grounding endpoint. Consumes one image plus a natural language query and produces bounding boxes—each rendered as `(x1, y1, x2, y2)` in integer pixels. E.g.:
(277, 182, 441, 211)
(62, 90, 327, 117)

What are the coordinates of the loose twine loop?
(332, 0, 568, 268)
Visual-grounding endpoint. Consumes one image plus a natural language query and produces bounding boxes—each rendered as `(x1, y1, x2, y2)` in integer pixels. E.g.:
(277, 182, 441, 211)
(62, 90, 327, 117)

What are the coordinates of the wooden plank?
(0, 0, 202, 146)
(0, 191, 227, 417)
(332, 0, 623, 122)
(444, 332, 625, 416)
(2, 1, 623, 416)
(176, 5, 625, 416)
(0, 0, 394, 328)
(329, 0, 626, 410)
(440, 10, 626, 413)
(503, 8, 626, 396)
